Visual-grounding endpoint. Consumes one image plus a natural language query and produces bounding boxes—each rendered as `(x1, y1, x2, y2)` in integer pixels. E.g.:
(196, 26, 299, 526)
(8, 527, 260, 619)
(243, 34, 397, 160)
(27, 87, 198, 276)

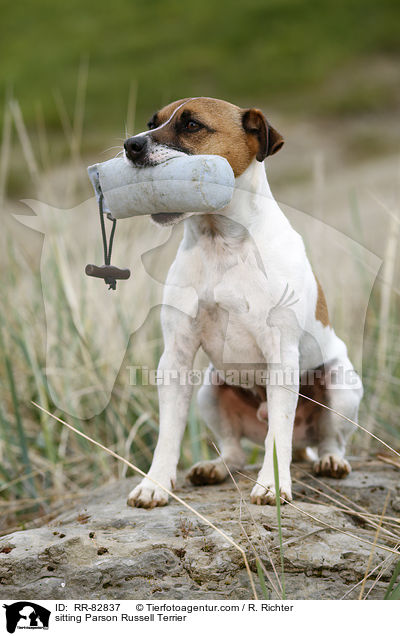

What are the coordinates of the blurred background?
(1, 0, 399, 533)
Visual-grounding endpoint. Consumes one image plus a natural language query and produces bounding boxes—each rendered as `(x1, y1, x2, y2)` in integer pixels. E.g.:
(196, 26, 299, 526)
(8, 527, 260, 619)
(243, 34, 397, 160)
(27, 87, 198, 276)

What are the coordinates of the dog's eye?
(184, 120, 203, 132)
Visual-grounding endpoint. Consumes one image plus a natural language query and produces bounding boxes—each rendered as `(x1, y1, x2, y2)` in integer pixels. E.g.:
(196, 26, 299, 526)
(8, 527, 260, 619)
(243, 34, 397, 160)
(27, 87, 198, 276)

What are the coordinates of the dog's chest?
(193, 241, 272, 368)
(198, 297, 266, 366)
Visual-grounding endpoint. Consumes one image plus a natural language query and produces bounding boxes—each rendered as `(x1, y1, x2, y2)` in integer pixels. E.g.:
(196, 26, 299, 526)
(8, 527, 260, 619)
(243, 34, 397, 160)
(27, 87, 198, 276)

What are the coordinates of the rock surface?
(1, 459, 399, 600)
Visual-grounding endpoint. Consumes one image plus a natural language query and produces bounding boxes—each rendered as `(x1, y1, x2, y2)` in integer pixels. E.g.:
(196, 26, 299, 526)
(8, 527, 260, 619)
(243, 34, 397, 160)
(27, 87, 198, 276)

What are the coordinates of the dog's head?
(124, 97, 283, 225)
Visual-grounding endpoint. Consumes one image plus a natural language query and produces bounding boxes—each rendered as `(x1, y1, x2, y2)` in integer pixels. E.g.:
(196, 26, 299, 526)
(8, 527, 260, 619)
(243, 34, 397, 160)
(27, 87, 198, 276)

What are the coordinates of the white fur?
(128, 158, 363, 508)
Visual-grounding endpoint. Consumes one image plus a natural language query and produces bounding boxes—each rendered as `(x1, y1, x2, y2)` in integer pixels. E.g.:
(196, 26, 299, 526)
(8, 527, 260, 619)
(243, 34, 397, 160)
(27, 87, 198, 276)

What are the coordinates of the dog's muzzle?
(124, 135, 186, 169)
(124, 136, 186, 224)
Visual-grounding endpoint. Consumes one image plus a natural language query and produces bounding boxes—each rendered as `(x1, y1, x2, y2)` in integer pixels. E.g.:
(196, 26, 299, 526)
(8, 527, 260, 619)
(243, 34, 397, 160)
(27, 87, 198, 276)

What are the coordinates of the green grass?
(1, 0, 400, 146)
(256, 559, 270, 600)
(384, 560, 400, 600)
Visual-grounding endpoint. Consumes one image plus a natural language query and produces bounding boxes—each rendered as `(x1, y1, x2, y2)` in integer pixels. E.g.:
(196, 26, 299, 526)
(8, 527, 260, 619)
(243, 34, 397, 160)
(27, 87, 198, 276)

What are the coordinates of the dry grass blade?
(126, 80, 138, 138)
(9, 99, 40, 188)
(294, 467, 399, 528)
(237, 498, 281, 599)
(283, 385, 400, 458)
(0, 467, 48, 495)
(272, 527, 330, 550)
(0, 98, 12, 207)
(237, 470, 400, 557)
(296, 466, 370, 514)
(365, 550, 400, 599)
(359, 490, 390, 599)
(377, 453, 400, 470)
(341, 547, 399, 600)
(1, 490, 82, 512)
(211, 441, 283, 598)
(53, 88, 73, 147)
(293, 477, 399, 541)
(31, 400, 258, 599)
(121, 411, 154, 478)
(362, 207, 399, 455)
(35, 102, 51, 176)
(71, 56, 89, 163)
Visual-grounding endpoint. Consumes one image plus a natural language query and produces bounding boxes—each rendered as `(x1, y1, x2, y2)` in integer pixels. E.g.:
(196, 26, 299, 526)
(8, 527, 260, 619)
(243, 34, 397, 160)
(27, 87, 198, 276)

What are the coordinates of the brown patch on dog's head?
(147, 97, 284, 177)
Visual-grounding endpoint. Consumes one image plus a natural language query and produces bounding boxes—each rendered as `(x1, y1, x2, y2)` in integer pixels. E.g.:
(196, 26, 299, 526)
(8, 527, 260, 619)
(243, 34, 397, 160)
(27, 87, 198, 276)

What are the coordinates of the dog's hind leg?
(187, 369, 248, 486)
(313, 356, 363, 478)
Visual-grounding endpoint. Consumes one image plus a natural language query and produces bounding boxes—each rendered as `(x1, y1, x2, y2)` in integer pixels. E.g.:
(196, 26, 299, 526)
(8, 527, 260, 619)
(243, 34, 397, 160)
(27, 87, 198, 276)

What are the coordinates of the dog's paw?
(250, 481, 292, 506)
(187, 459, 228, 486)
(313, 454, 351, 479)
(127, 477, 170, 509)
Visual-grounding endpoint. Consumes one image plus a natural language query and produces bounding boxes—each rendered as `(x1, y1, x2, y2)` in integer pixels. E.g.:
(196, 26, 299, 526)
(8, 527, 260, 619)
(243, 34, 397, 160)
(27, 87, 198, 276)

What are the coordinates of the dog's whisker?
(100, 145, 123, 154)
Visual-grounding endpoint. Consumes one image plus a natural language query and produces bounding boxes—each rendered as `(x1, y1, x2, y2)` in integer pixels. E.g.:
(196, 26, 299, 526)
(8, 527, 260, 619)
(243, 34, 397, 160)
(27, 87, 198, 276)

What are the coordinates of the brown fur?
(217, 369, 327, 449)
(148, 97, 283, 177)
(315, 276, 330, 327)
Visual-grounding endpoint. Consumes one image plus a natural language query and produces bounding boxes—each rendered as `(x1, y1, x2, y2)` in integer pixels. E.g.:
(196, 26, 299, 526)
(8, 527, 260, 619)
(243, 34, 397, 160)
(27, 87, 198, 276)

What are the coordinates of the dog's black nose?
(124, 135, 148, 161)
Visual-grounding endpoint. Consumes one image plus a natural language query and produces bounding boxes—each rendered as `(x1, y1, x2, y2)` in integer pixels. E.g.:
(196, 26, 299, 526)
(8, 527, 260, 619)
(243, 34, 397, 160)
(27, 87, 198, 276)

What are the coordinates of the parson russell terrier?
(123, 97, 363, 508)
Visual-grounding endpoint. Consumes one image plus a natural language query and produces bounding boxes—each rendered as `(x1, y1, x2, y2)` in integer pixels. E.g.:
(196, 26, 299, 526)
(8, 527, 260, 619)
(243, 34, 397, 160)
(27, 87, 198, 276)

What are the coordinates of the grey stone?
(392, 497, 400, 512)
(0, 460, 398, 600)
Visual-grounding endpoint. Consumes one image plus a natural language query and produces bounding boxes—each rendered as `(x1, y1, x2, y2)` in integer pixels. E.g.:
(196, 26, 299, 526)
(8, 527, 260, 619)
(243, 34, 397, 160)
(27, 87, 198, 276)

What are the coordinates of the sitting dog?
(124, 97, 363, 507)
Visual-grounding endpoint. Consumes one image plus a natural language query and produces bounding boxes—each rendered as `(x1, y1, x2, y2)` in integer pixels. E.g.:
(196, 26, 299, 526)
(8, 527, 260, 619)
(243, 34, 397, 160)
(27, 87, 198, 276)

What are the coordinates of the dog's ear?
(266, 122, 284, 157)
(242, 109, 284, 160)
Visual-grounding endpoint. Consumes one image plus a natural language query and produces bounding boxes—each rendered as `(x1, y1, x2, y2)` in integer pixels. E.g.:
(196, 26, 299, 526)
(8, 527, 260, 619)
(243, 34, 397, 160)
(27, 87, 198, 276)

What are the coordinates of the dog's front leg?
(127, 309, 200, 509)
(251, 348, 299, 505)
